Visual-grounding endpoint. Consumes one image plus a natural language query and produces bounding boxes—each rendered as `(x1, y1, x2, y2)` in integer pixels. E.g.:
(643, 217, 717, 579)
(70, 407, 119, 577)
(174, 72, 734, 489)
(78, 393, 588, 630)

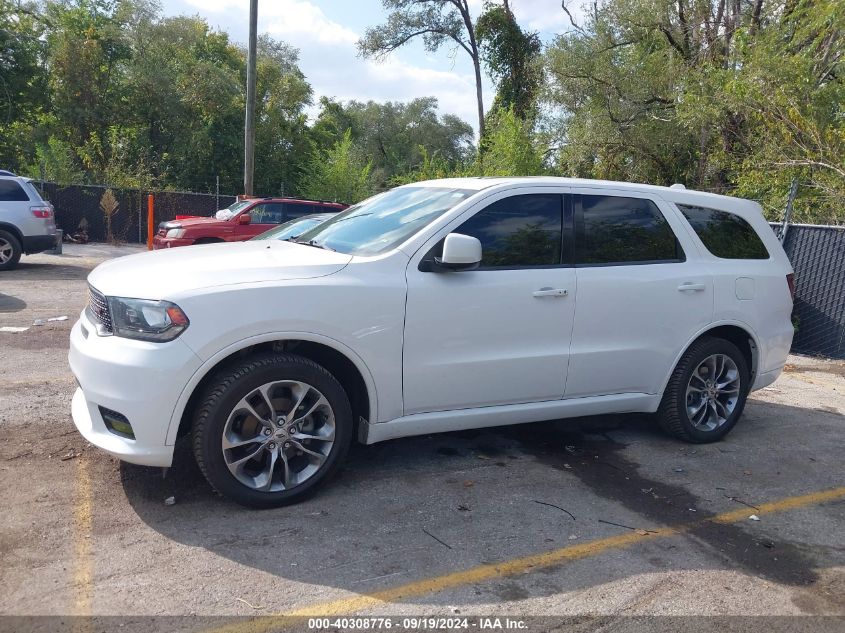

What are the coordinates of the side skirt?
(360, 393, 661, 444)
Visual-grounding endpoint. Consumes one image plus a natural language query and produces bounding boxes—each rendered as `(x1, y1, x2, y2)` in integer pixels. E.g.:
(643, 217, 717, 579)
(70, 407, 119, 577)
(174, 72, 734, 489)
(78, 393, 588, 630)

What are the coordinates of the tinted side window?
(454, 194, 562, 268)
(21, 180, 43, 202)
(0, 180, 29, 202)
(286, 203, 319, 219)
(250, 203, 285, 224)
(577, 195, 681, 264)
(678, 204, 769, 259)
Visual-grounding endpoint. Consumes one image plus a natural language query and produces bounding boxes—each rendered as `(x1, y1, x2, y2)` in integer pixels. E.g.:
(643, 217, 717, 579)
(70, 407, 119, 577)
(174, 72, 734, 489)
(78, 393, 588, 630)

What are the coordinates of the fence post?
(780, 178, 798, 244)
(147, 194, 154, 250)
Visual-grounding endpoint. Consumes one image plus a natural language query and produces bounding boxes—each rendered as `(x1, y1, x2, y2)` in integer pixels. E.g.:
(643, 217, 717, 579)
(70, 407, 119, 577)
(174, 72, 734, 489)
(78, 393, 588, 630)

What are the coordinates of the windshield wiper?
(295, 238, 336, 252)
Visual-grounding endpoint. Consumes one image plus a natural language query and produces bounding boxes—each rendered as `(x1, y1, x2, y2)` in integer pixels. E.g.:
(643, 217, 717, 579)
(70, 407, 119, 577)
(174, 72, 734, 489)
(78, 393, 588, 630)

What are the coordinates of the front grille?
(87, 286, 113, 333)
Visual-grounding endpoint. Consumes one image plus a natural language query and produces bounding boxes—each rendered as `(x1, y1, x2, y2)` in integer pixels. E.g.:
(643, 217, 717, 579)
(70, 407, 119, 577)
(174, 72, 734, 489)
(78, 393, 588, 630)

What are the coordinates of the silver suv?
(0, 174, 57, 270)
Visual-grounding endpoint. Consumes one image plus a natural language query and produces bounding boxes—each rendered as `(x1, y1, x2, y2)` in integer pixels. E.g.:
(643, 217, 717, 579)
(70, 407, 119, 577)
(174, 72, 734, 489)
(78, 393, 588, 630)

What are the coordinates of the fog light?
(99, 406, 135, 439)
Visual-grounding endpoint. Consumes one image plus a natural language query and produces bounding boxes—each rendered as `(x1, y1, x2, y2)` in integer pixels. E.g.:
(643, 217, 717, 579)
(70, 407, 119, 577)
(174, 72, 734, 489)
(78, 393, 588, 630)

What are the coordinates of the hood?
(165, 216, 223, 228)
(88, 240, 352, 300)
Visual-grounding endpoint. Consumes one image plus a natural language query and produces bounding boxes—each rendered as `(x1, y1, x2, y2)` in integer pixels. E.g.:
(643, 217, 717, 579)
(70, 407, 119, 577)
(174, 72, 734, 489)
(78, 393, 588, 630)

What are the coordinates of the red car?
(153, 197, 347, 249)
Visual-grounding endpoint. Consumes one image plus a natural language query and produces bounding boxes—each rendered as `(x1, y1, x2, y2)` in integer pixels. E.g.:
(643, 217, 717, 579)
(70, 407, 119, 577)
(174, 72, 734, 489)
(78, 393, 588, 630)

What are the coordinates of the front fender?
(164, 331, 379, 445)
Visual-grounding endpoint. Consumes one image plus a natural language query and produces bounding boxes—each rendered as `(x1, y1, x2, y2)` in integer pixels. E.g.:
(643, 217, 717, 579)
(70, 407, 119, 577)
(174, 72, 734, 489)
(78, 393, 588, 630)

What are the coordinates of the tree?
(253, 35, 314, 196)
(480, 107, 544, 176)
(311, 97, 473, 187)
(0, 0, 49, 171)
(302, 130, 373, 203)
(544, 0, 845, 222)
(358, 0, 486, 139)
(475, 1, 542, 121)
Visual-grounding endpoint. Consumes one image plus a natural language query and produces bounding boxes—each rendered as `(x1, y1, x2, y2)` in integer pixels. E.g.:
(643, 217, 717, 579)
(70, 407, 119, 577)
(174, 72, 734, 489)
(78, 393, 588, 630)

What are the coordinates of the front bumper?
(152, 235, 194, 250)
(69, 312, 203, 467)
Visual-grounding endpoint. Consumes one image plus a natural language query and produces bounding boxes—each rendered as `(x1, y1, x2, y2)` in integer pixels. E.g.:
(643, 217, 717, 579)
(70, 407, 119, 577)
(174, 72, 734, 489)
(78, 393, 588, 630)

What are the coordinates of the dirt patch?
(784, 362, 845, 379)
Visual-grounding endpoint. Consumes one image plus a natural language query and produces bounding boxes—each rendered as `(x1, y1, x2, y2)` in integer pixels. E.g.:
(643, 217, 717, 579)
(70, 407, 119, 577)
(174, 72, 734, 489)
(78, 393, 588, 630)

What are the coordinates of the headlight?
(166, 228, 186, 238)
(107, 297, 189, 342)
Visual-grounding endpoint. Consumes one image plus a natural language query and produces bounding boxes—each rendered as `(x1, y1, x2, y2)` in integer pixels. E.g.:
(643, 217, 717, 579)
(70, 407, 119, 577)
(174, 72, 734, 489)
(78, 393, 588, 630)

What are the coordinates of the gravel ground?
(0, 244, 843, 632)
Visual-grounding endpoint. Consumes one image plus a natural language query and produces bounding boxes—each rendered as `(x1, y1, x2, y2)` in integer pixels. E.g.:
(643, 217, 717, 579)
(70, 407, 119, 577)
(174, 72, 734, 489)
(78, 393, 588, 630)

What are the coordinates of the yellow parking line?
(72, 456, 94, 618)
(209, 485, 845, 632)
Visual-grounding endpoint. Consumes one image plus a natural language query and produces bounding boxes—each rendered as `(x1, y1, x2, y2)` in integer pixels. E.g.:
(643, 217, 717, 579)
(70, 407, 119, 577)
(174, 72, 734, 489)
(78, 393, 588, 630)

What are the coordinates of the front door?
(234, 202, 286, 240)
(402, 191, 577, 415)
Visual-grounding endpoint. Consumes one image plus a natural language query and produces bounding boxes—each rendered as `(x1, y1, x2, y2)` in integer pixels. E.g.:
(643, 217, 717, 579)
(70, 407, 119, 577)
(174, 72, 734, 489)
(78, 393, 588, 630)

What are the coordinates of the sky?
(159, 0, 577, 134)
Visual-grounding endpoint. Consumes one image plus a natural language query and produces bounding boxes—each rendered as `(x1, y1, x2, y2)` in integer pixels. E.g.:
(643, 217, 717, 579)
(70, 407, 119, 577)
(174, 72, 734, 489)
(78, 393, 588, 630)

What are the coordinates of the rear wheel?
(0, 230, 22, 271)
(657, 337, 750, 443)
(192, 353, 352, 508)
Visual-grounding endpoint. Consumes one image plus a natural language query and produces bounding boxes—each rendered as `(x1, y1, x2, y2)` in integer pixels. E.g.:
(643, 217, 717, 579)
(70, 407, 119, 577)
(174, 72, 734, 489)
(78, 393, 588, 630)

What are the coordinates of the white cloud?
(512, 0, 588, 35)
(178, 0, 500, 134)
(184, 0, 358, 45)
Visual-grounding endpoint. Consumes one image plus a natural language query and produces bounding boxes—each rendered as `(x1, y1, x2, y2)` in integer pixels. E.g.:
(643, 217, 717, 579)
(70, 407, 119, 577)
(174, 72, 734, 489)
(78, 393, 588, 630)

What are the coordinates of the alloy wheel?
(221, 380, 336, 492)
(685, 353, 741, 432)
(0, 237, 13, 264)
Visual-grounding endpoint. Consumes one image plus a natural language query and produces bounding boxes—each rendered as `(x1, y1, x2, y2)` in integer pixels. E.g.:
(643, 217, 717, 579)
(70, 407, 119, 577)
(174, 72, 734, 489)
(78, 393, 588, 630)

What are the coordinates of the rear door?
(284, 202, 321, 221)
(564, 189, 713, 398)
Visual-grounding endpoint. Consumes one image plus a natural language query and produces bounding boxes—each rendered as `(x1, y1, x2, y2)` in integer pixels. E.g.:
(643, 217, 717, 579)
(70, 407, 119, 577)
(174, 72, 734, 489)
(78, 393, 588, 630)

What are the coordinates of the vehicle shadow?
(121, 399, 845, 607)
(0, 293, 26, 313)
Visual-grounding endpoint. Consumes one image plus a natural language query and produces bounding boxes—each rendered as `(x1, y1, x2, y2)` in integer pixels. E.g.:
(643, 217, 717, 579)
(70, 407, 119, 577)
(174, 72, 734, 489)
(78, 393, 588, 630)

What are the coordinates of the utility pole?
(243, 0, 258, 196)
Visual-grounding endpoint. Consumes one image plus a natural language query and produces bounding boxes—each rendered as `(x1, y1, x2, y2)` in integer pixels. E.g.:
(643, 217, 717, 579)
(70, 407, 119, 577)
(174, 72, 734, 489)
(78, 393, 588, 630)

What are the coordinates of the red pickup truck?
(153, 197, 347, 249)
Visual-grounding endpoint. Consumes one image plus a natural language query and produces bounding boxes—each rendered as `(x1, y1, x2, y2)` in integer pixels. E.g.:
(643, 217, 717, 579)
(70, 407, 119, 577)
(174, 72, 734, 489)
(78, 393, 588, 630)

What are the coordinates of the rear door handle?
(533, 287, 568, 298)
(677, 282, 706, 292)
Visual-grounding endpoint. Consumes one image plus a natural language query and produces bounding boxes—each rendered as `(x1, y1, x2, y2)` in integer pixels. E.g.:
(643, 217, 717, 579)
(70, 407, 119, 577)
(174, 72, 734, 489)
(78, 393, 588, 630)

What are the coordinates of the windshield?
(215, 200, 252, 220)
(295, 187, 474, 256)
(224, 201, 251, 214)
(251, 216, 327, 241)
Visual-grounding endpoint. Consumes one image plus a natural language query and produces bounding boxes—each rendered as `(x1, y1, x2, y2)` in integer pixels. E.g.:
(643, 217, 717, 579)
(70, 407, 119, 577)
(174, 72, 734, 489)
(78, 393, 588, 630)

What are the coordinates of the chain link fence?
(773, 223, 845, 359)
(37, 182, 236, 244)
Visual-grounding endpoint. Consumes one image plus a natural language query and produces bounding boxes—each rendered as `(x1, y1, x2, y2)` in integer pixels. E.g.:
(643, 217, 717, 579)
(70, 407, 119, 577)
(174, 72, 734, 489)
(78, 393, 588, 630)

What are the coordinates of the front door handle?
(533, 287, 568, 298)
(677, 282, 706, 292)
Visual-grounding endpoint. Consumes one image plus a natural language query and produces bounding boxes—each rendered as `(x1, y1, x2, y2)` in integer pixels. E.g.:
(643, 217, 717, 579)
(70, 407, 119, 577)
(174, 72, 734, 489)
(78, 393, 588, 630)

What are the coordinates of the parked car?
(251, 213, 335, 242)
(0, 174, 56, 270)
(153, 198, 346, 249)
(70, 177, 794, 507)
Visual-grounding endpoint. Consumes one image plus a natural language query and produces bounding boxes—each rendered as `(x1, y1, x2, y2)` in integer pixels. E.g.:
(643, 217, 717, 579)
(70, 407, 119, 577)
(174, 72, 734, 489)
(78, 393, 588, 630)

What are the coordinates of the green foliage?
(0, 0, 49, 169)
(26, 136, 83, 184)
(475, 2, 542, 120)
(302, 130, 374, 204)
(544, 0, 845, 222)
(479, 107, 544, 176)
(312, 97, 473, 188)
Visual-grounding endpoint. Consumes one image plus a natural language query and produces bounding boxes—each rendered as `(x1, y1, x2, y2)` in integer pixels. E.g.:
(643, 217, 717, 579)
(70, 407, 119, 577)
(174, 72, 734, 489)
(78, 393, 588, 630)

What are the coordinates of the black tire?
(192, 353, 353, 508)
(657, 337, 750, 443)
(0, 230, 22, 271)
(193, 238, 223, 245)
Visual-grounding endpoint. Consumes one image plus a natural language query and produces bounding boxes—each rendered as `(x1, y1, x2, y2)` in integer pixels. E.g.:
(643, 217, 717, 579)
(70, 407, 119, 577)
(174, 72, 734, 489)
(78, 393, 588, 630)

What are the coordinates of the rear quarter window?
(0, 179, 30, 202)
(20, 180, 44, 202)
(678, 204, 769, 259)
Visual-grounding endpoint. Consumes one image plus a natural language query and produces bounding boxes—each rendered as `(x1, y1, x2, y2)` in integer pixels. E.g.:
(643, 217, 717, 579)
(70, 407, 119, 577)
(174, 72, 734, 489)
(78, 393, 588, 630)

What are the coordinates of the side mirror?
(434, 233, 482, 271)
(238, 213, 252, 225)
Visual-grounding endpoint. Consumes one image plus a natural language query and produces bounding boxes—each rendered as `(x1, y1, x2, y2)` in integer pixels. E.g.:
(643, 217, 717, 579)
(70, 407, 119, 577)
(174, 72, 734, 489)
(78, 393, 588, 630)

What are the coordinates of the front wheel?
(657, 337, 750, 443)
(192, 353, 353, 508)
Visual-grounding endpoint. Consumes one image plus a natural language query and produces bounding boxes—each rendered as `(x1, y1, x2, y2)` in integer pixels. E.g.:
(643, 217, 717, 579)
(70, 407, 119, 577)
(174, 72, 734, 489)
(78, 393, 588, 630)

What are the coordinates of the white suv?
(0, 174, 57, 270)
(69, 178, 794, 507)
